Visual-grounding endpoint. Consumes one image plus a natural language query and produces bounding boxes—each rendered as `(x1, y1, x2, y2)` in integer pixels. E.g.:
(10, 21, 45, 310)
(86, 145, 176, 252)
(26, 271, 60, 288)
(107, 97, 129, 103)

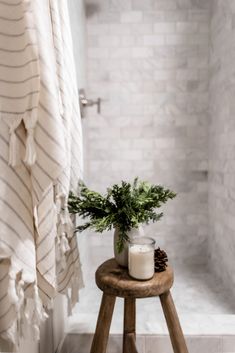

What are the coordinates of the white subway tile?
(131, 23, 153, 34)
(166, 34, 199, 46)
(109, 0, 132, 11)
(121, 11, 143, 23)
(132, 139, 154, 149)
(154, 69, 176, 80)
(198, 23, 209, 33)
(143, 11, 165, 23)
(154, 22, 176, 33)
(132, 0, 153, 10)
(164, 10, 189, 22)
(87, 35, 99, 46)
(109, 47, 131, 58)
(188, 56, 208, 68)
(98, 35, 120, 47)
(120, 149, 143, 161)
(132, 47, 154, 58)
(188, 9, 210, 22)
(98, 11, 120, 23)
(88, 47, 109, 58)
(109, 23, 132, 34)
(88, 24, 109, 35)
(143, 35, 165, 46)
(109, 70, 132, 81)
(120, 35, 136, 46)
(153, 0, 177, 10)
(176, 22, 198, 33)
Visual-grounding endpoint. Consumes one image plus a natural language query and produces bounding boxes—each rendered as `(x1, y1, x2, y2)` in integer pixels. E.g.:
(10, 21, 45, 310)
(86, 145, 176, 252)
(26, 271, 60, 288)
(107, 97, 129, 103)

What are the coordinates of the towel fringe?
(1, 115, 23, 167)
(32, 284, 48, 340)
(8, 271, 19, 305)
(24, 127, 37, 166)
(60, 232, 70, 254)
(1, 321, 18, 347)
(64, 267, 80, 316)
(56, 191, 74, 267)
(1, 280, 48, 347)
(70, 274, 79, 309)
(1, 110, 38, 167)
(55, 185, 84, 312)
(66, 291, 72, 316)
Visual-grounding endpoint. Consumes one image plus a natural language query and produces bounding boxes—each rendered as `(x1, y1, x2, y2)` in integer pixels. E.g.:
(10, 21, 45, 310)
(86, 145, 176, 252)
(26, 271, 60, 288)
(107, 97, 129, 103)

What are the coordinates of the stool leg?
(123, 298, 138, 353)
(90, 293, 116, 353)
(160, 291, 189, 353)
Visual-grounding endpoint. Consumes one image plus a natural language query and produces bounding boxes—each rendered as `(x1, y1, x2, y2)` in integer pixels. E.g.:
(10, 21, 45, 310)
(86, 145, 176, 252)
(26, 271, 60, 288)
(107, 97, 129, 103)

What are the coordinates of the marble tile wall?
(83, 0, 210, 264)
(208, 0, 235, 299)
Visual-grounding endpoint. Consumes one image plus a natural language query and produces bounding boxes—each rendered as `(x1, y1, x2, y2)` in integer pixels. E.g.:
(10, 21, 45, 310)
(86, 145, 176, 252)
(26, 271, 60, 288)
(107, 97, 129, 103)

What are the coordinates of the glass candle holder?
(128, 237, 155, 280)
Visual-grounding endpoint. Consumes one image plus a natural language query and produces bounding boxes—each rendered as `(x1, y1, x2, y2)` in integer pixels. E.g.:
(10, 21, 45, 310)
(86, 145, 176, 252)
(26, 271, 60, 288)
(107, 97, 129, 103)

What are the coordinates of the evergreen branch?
(68, 179, 176, 253)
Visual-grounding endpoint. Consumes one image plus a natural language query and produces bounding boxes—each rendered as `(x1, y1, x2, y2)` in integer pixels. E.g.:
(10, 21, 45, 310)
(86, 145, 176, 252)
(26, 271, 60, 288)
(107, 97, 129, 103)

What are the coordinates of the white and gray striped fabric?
(0, 0, 40, 167)
(0, 0, 83, 348)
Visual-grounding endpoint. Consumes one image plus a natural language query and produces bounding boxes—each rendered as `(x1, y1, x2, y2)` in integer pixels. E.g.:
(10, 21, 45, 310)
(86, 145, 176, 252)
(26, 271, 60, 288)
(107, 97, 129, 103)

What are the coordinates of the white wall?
(208, 0, 235, 297)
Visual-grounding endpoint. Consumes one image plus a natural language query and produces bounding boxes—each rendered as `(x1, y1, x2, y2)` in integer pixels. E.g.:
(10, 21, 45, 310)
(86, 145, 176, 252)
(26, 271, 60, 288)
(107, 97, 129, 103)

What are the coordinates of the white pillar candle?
(128, 237, 155, 280)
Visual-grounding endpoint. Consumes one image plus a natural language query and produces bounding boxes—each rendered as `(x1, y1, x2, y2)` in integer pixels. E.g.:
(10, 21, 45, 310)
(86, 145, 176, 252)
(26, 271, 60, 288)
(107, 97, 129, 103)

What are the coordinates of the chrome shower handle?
(81, 97, 101, 113)
(79, 89, 101, 117)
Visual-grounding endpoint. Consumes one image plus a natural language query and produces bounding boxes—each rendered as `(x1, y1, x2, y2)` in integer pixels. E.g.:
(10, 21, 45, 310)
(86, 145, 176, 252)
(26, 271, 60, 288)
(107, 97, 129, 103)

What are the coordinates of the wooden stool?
(90, 258, 189, 353)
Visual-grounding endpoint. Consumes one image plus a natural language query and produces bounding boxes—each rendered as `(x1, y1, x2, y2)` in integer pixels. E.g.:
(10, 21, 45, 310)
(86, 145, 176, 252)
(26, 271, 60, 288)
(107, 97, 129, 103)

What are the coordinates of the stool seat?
(95, 258, 174, 298)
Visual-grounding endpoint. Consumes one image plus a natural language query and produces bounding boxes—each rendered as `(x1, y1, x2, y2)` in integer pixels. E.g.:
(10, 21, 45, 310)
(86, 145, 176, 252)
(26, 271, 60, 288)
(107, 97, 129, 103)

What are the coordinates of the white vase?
(113, 226, 144, 267)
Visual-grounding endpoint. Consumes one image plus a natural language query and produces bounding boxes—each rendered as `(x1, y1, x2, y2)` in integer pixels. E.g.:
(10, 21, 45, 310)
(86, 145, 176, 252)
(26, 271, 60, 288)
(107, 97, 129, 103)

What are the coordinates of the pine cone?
(154, 247, 168, 272)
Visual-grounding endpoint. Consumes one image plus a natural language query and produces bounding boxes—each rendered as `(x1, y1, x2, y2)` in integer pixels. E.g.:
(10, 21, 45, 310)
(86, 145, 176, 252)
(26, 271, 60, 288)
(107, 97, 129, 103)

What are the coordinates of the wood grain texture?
(95, 258, 174, 298)
(160, 291, 189, 353)
(123, 298, 137, 353)
(90, 293, 116, 353)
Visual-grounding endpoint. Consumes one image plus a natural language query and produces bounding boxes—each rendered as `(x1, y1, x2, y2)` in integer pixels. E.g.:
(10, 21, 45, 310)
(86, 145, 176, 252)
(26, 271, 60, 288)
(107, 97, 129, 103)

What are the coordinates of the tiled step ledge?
(58, 333, 235, 353)
(67, 313, 235, 335)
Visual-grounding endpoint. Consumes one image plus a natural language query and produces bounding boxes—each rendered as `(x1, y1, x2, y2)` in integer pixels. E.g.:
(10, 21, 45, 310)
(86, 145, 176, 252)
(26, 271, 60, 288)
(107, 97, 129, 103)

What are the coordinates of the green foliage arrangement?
(68, 178, 176, 253)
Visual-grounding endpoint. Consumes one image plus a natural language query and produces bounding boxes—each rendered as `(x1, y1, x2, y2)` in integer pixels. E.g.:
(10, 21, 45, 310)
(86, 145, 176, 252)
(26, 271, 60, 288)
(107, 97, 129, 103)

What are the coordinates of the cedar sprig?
(68, 178, 176, 253)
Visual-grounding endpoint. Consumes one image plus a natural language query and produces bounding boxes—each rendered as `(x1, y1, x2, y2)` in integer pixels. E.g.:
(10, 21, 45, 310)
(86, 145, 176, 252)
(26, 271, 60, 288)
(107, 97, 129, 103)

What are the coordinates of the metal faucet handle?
(79, 89, 101, 117)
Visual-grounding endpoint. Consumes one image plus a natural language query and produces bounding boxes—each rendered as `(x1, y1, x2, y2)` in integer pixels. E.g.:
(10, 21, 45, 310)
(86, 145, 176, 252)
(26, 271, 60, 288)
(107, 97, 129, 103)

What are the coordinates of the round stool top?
(95, 258, 174, 298)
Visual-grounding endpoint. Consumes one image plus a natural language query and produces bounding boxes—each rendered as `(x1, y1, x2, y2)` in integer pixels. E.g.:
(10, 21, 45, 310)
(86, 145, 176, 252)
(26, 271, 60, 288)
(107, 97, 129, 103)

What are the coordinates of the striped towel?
(49, 0, 84, 307)
(0, 0, 83, 348)
(0, 0, 40, 167)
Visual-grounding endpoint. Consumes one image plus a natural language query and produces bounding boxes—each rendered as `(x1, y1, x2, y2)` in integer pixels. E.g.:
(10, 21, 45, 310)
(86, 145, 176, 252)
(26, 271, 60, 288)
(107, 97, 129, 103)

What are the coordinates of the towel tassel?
(60, 232, 70, 254)
(24, 127, 36, 166)
(55, 192, 72, 266)
(17, 279, 25, 310)
(1, 115, 23, 167)
(32, 284, 48, 340)
(8, 271, 19, 305)
(56, 232, 69, 269)
(9, 128, 18, 167)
